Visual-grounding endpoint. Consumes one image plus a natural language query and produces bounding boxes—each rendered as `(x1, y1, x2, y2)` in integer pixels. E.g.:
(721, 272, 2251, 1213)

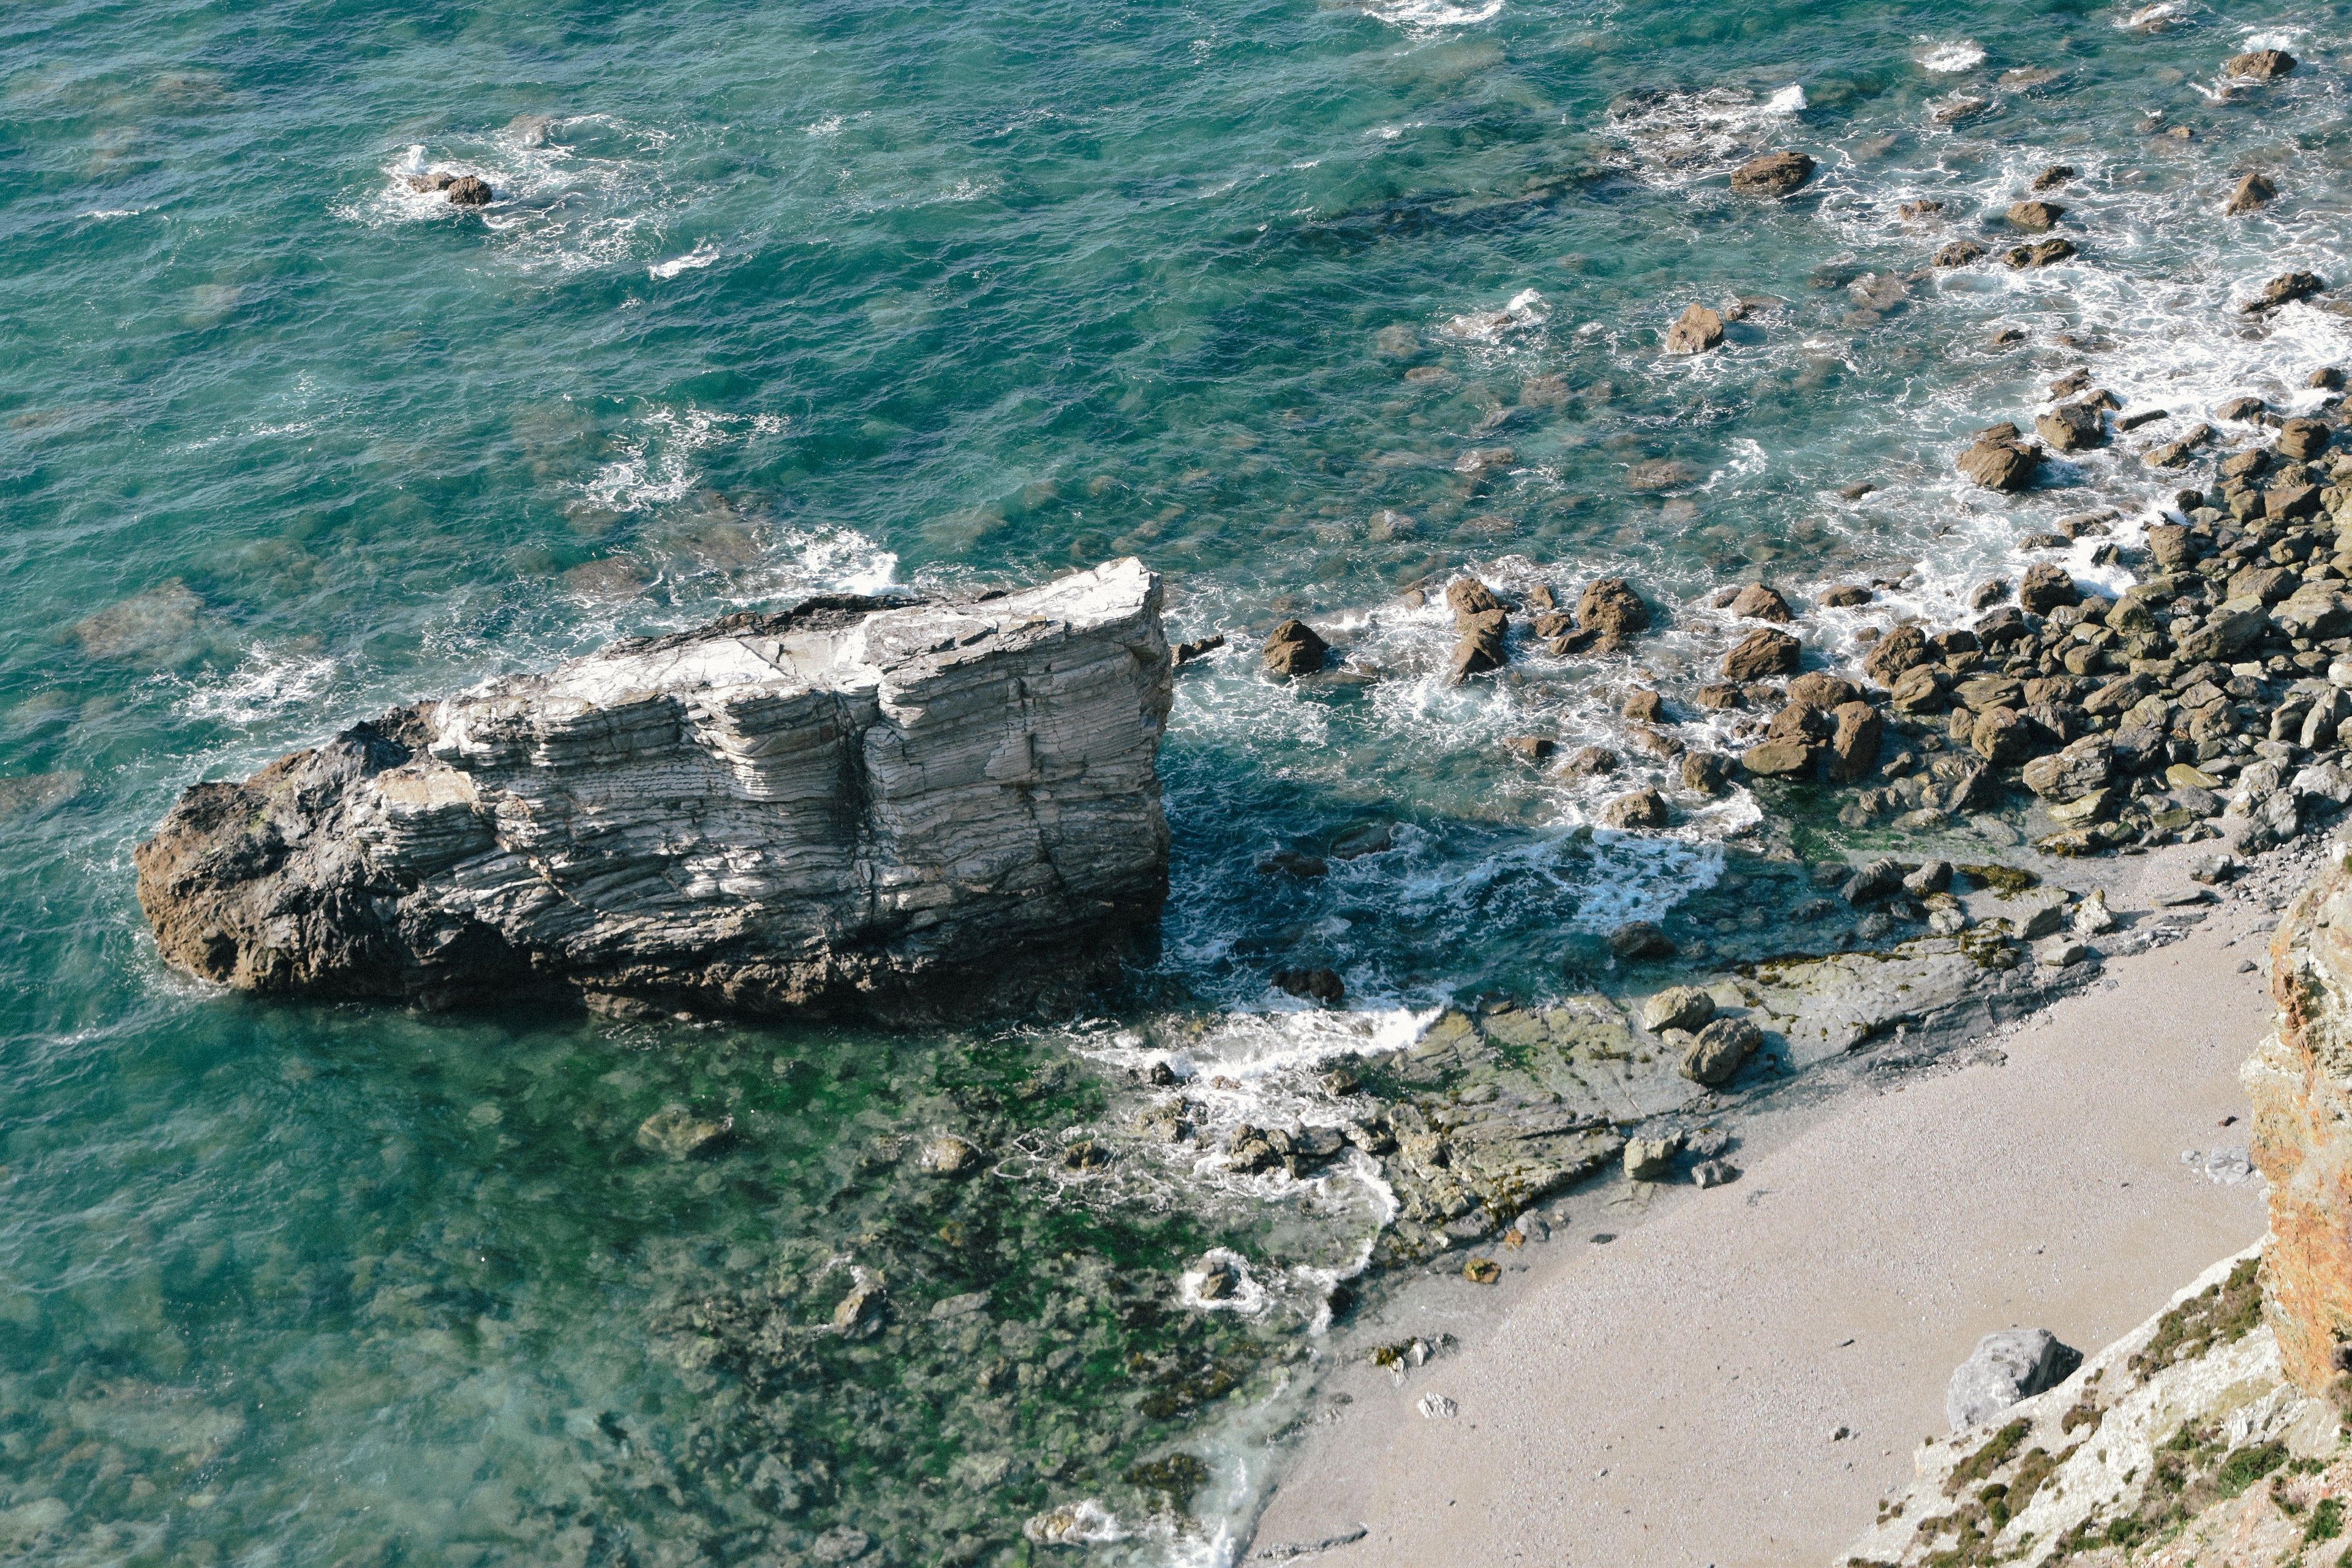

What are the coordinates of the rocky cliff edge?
(134, 559, 1173, 1023)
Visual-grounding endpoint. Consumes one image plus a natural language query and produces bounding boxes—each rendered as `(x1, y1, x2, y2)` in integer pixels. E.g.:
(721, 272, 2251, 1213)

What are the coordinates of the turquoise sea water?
(7, 0, 2352, 1559)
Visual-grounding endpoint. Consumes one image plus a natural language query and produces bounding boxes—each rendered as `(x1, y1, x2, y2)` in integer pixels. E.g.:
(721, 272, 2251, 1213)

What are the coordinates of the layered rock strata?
(134, 559, 1174, 1022)
(2247, 848, 2352, 1393)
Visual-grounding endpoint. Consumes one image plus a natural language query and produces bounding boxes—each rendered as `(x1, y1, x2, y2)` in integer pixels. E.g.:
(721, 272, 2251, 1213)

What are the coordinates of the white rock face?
(134, 560, 1174, 1021)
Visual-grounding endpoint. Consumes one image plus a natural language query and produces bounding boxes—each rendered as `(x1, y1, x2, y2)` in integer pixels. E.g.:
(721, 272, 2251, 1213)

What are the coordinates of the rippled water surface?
(6, 0, 2352, 1559)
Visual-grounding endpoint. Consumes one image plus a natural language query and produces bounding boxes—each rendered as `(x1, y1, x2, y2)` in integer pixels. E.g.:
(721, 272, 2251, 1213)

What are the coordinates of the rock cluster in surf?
(133, 559, 1174, 1023)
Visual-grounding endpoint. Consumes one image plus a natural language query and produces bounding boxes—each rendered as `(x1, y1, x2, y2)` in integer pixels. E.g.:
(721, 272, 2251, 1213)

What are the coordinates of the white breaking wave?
(1351, 0, 1506, 32)
(648, 241, 721, 279)
(1918, 40, 1986, 72)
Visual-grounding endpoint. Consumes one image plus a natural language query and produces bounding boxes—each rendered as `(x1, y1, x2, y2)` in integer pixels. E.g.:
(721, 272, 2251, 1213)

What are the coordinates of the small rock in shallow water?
(1730, 151, 1815, 197)
(2226, 172, 2277, 214)
(919, 1134, 984, 1175)
(635, 1105, 732, 1160)
(2225, 48, 2296, 80)
(1600, 786, 1669, 831)
(1663, 303, 1724, 355)
(445, 175, 493, 205)
(2007, 199, 2065, 232)
(811, 1527, 872, 1563)
(1263, 618, 1328, 677)
(1607, 921, 1676, 961)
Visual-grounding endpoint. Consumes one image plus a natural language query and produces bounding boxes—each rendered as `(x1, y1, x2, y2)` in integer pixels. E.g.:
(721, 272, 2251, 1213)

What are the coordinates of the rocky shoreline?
(1264, 350, 2352, 883)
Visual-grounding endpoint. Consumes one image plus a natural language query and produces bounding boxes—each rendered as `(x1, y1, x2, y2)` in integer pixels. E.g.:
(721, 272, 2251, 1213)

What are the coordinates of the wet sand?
(1246, 849, 2290, 1567)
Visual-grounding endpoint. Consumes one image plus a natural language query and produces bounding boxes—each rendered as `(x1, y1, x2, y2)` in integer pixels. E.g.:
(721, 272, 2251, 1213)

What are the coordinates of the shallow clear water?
(5, 0, 2352, 1558)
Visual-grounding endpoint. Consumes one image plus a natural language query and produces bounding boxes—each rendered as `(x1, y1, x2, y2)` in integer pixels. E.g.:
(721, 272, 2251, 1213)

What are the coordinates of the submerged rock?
(635, 1104, 733, 1160)
(132, 560, 1174, 1024)
(1730, 151, 1816, 197)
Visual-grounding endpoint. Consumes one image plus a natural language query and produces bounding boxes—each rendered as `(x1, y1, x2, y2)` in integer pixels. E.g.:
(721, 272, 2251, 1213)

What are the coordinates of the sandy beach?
(1246, 846, 2299, 1567)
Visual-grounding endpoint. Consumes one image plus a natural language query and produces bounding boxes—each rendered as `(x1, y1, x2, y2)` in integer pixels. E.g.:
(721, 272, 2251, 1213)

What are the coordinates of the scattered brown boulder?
(1972, 706, 2032, 764)
(1273, 968, 1345, 1003)
(2245, 271, 2324, 313)
(2225, 48, 2296, 80)
(2035, 402, 2106, 452)
(1784, 671, 1860, 712)
(1607, 921, 1676, 961)
(1624, 688, 1665, 724)
(1446, 578, 1502, 619)
(2002, 239, 2076, 269)
(1932, 239, 1987, 268)
(2227, 172, 2278, 214)
(1682, 752, 1732, 795)
(1502, 735, 1556, 762)
(2030, 165, 2076, 193)
(2278, 418, 2334, 461)
(2007, 200, 2065, 232)
(1825, 702, 1883, 785)
(1740, 737, 1816, 778)
(1889, 663, 1951, 715)
(1819, 584, 1872, 608)
(405, 171, 457, 193)
(2018, 562, 2081, 615)
(1694, 683, 1746, 710)
(1969, 578, 2010, 610)
(1264, 619, 1328, 677)
(1600, 787, 1669, 831)
(1664, 303, 1725, 355)
(1862, 624, 1931, 685)
(1575, 578, 1651, 652)
(1722, 627, 1800, 682)
(1727, 583, 1793, 622)
(446, 175, 494, 206)
(1730, 151, 1817, 197)
(1679, 1016, 1762, 1087)
(1957, 431, 2043, 491)
(1558, 745, 1619, 780)
(1450, 611, 1509, 683)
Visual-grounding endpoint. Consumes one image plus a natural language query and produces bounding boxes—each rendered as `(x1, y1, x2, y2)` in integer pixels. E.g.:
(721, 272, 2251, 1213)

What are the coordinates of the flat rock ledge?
(134, 559, 1174, 1024)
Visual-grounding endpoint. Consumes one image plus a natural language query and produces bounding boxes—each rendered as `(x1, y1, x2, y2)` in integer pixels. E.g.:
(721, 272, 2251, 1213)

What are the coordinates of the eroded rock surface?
(2247, 853, 2352, 1393)
(135, 559, 1174, 1023)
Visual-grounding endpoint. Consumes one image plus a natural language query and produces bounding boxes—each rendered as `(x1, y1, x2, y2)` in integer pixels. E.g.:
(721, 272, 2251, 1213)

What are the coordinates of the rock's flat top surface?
(1247, 851, 2275, 1568)
(135, 559, 1174, 1022)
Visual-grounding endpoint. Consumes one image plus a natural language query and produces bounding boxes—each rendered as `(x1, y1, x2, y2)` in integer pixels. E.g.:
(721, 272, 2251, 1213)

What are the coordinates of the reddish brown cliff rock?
(2246, 856, 2352, 1392)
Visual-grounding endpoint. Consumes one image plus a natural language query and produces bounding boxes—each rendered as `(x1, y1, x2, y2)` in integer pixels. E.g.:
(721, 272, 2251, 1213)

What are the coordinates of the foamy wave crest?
(1439, 287, 1548, 342)
(1918, 39, 1985, 72)
(647, 241, 720, 279)
(168, 647, 341, 727)
(1605, 84, 1809, 182)
(353, 115, 692, 277)
(1349, 0, 1506, 31)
